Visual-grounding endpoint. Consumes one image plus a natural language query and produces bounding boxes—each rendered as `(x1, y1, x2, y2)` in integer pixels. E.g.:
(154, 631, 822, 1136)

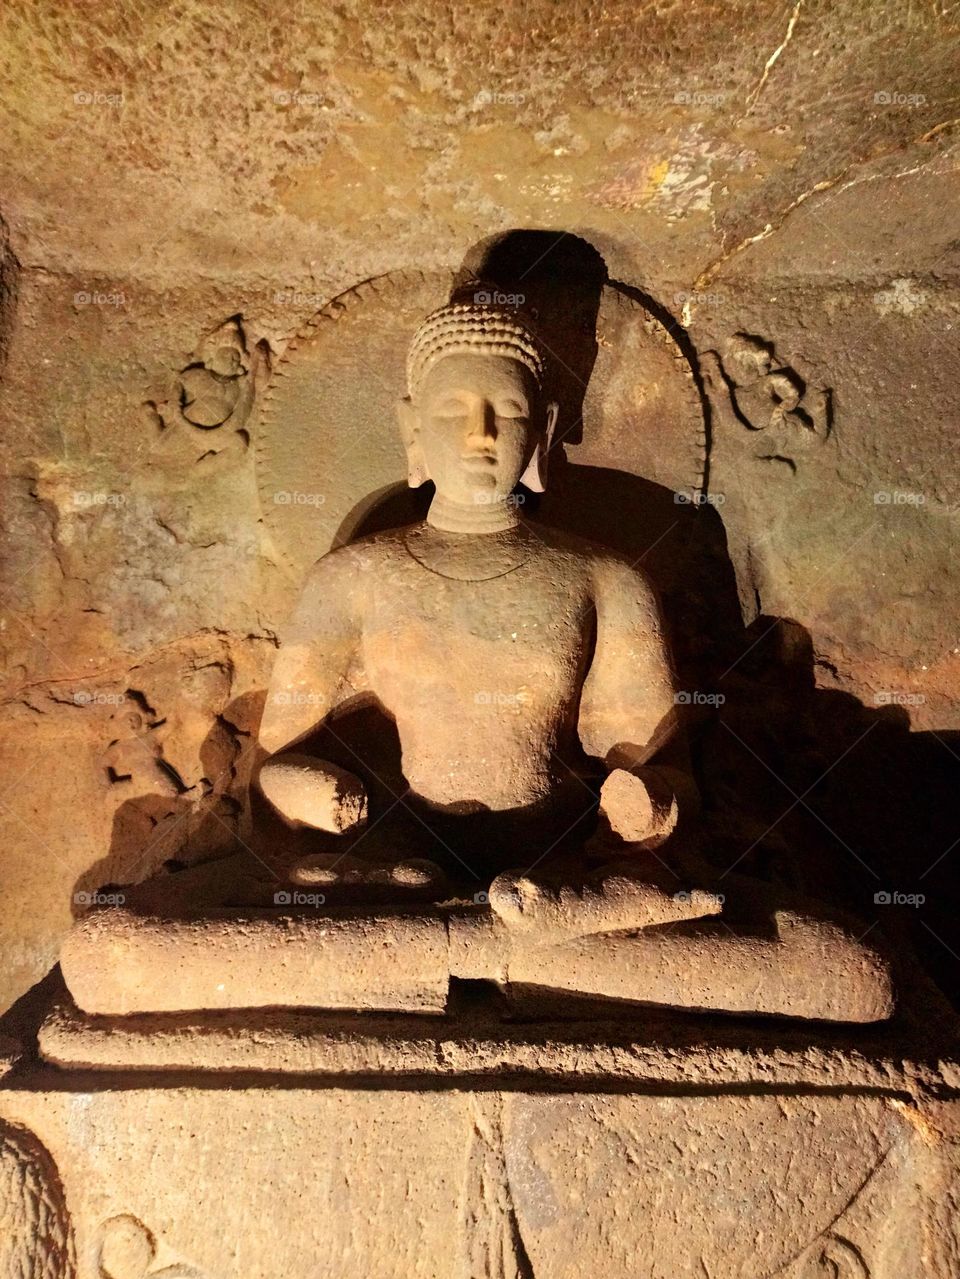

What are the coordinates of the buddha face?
(400, 353, 556, 507)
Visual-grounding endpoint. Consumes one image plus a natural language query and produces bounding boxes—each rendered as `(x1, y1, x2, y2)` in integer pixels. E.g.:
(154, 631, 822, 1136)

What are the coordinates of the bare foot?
(488, 866, 722, 941)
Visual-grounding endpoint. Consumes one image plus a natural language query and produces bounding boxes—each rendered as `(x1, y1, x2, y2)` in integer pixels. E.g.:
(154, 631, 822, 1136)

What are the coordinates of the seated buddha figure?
(258, 293, 682, 875)
(252, 291, 894, 1024)
(58, 291, 893, 1023)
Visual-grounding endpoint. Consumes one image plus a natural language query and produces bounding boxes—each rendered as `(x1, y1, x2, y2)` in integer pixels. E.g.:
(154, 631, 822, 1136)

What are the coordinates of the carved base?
(1, 1068, 959, 1277)
(33, 990, 960, 1091)
(0, 977, 957, 1277)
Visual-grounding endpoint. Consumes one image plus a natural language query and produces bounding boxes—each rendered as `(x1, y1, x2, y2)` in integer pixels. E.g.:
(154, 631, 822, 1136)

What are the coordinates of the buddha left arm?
(578, 557, 689, 847)
(578, 556, 678, 767)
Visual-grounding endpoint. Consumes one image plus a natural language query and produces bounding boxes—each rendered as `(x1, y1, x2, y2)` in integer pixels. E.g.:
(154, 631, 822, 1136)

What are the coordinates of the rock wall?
(1, 0, 958, 1009)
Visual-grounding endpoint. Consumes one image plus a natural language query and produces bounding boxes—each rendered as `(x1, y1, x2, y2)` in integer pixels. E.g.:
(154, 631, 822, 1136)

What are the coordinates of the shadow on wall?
(76, 228, 960, 1006)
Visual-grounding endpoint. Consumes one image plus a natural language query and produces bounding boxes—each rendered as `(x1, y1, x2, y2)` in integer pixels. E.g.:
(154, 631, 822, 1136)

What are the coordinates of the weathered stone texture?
(0, 0, 958, 1011)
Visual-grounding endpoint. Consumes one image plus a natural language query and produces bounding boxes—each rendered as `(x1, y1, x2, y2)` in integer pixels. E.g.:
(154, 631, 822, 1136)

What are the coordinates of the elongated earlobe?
(406, 451, 430, 489)
(396, 396, 430, 488)
(519, 446, 547, 493)
(519, 401, 559, 493)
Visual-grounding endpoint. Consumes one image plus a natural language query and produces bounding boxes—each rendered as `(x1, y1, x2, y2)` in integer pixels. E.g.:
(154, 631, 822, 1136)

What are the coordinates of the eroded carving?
(100, 1213, 155, 1279)
(457, 1097, 533, 1279)
(0, 1121, 76, 1279)
(147, 315, 270, 466)
(788, 1232, 871, 1278)
(705, 332, 832, 471)
(98, 1213, 207, 1279)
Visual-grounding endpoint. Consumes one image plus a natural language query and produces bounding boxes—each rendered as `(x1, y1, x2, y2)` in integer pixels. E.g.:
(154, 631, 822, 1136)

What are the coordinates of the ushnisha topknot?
(406, 298, 545, 399)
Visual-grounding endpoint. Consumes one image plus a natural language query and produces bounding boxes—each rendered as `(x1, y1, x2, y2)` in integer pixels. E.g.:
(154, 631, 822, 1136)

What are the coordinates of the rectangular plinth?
(1, 1071, 957, 1279)
(4, 977, 959, 1279)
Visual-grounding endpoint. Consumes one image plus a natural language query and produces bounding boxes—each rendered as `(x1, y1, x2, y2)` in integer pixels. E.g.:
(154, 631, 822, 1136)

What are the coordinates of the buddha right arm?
(258, 550, 367, 831)
(259, 549, 365, 756)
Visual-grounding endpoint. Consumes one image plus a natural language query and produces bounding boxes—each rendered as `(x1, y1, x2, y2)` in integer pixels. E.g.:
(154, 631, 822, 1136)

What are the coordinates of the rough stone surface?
(60, 906, 449, 1015)
(1, 0, 959, 1011)
(59, 894, 894, 1022)
(0, 1073, 955, 1278)
(33, 982, 957, 1088)
(258, 751, 367, 832)
(597, 767, 679, 846)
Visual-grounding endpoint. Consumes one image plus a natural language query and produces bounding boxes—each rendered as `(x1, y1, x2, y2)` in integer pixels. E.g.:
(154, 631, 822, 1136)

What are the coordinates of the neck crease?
(426, 493, 521, 535)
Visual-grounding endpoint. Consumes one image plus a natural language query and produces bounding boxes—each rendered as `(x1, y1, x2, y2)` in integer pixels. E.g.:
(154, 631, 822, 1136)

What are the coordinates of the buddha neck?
(426, 492, 521, 535)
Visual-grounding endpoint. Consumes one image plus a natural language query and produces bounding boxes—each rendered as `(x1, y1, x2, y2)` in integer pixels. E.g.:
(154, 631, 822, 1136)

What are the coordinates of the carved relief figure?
(258, 296, 681, 868)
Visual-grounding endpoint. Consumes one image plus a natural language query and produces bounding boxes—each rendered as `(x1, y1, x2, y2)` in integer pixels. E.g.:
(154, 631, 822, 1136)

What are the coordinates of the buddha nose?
(466, 401, 497, 445)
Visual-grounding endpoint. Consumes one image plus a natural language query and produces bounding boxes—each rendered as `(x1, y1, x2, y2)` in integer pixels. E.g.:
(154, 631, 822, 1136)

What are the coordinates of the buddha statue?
(60, 292, 894, 1024)
(257, 293, 685, 880)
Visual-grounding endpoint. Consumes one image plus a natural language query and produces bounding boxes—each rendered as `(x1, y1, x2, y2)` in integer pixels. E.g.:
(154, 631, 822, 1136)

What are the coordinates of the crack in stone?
(684, 173, 847, 322)
(744, 0, 805, 115)
(684, 134, 959, 320)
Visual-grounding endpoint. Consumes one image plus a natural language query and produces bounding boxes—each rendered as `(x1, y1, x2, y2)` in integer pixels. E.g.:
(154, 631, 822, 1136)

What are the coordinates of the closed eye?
(496, 400, 528, 418)
(434, 401, 468, 418)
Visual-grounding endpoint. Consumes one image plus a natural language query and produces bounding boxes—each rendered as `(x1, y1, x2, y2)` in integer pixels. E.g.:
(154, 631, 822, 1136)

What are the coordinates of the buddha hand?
(258, 752, 368, 834)
(598, 767, 679, 849)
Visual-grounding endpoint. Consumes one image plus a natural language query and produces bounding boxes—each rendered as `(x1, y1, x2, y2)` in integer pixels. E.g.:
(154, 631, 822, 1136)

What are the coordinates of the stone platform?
(30, 988, 960, 1092)
(0, 975, 959, 1277)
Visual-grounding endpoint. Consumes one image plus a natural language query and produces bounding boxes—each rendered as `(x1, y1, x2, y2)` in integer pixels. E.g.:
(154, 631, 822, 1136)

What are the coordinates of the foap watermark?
(674, 890, 725, 907)
(274, 289, 326, 308)
(473, 491, 526, 507)
(675, 690, 725, 707)
(74, 889, 125, 907)
(874, 691, 926, 707)
(274, 889, 327, 906)
(273, 491, 326, 506)
(73, 491, 126, 507)
(73, 90, 124, 108)
(74, 290, 126, 307)
(674, 489, 726, 507)
(873, 90, 927, 107)
(271, 690, 326, 707)
(474, 690, 529, 707)
(873, 490, 925, 506)
(73, 690, 126, 707)
(473, 289, 525, 308)
(274, 89, 325, 108)
(474, 88, 526, 109)
(673, 89, 727, 106)
(874, 890, 925, 907)
(673, 290, 725, 309)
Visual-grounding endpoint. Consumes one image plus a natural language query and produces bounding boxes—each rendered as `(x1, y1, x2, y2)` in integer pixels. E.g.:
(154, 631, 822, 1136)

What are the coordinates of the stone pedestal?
(2, 978, 960, 1278)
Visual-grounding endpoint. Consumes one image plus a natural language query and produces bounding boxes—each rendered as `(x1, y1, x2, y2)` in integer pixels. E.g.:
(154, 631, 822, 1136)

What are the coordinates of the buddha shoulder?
(291, 533, 407, 621)
(301, 530, 408, 582)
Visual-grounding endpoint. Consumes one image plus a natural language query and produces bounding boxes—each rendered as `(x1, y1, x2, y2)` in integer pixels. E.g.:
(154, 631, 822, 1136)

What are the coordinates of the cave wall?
(1, 0, 958, 1009)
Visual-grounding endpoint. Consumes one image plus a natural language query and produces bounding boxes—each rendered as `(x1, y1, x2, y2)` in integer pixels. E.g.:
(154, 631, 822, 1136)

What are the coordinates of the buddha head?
(398, 294, 558, 529)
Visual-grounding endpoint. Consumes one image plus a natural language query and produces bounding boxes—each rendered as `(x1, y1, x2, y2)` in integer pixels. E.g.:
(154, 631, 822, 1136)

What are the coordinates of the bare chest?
(360, 558, 593, 713)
